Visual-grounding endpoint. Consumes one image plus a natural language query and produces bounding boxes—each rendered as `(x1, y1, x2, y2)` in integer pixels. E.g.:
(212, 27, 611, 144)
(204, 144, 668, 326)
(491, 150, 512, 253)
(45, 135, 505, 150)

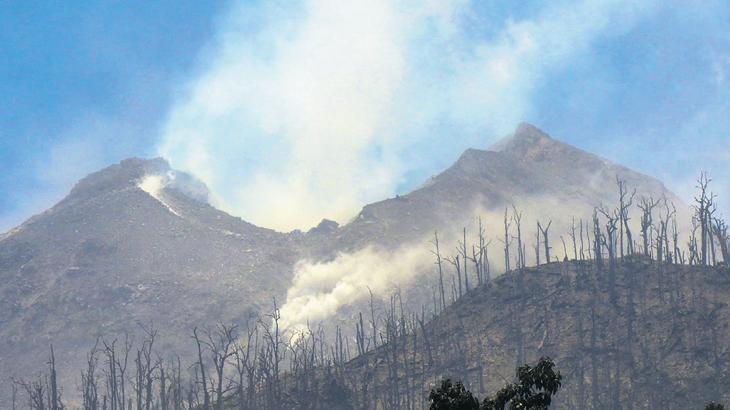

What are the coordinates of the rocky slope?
(0, 124, 688, 405)
(318, 123, 685, 255)
(339, 259, 730, 409)
(0, 158, 301, 396)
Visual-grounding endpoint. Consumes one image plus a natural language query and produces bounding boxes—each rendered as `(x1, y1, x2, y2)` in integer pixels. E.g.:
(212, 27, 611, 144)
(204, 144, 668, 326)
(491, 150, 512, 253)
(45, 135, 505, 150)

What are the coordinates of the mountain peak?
(64, 157, 209, 206)
(68, 157, 170, 199)
(489, 123, 556, 154)
(514, 122, 552, 140)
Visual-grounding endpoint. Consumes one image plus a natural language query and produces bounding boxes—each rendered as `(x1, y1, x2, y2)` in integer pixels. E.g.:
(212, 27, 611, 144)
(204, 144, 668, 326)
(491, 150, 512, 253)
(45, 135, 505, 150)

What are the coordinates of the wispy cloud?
(158, 0, 660, 231)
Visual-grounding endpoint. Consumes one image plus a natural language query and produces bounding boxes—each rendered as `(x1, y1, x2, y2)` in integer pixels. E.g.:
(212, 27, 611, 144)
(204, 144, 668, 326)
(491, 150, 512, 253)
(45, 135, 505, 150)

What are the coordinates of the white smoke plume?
(158, 0, 660, 232)
(278, 186, 691, 332)
(279, 244, 433, 333)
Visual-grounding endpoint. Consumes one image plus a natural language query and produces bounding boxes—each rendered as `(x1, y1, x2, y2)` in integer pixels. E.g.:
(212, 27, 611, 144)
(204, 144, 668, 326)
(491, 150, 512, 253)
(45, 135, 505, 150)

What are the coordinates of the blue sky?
(1, 0, 729, 232)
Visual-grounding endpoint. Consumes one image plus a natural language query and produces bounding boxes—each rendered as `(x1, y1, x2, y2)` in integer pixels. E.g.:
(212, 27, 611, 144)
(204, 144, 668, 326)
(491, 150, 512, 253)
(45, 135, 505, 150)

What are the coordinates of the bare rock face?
(322, 123, 685, 256)
(308, 219, 340, 235)
(0, 124, 688, 405)
(0, 157, 301, 398)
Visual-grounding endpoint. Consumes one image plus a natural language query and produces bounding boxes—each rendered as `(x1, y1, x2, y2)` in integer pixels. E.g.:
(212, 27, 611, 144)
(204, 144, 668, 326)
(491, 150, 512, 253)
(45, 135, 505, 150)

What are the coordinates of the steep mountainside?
(0, 158, 302, 393)
(338, 259, 730, 409)
(317, 123, 685, 255)
(0, 124, 690, 405)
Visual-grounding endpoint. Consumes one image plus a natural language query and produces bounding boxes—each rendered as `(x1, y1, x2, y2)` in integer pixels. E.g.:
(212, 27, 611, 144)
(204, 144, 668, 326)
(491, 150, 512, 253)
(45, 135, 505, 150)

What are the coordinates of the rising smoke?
(158, 0, 661, 232)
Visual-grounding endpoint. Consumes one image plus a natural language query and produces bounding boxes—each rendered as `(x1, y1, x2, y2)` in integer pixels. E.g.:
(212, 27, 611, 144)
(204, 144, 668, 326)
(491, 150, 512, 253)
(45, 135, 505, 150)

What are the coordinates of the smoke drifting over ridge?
(278, 185, 692, 332)
(279, 244, 433, 333)
(158, 0, 661, 232)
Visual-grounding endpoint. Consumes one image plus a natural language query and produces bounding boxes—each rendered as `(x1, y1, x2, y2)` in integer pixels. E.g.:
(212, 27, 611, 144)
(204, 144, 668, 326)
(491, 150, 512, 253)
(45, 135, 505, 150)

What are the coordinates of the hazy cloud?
(158, 0, 660, 232)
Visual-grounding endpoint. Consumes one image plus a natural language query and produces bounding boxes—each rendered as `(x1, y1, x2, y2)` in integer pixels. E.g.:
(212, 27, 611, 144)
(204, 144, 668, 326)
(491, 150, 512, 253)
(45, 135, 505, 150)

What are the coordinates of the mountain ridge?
(0, 123, 691, 407)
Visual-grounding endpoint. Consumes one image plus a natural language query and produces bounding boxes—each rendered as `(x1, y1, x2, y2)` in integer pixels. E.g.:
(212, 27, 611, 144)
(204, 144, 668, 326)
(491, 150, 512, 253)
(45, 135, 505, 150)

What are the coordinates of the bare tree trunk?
(694, 173, 715, 266)
(538, 220, 553, 263)
(48, 345, 60, 410)
(431, 231, 446, 311)
(503, 208, 512, 272)
(570, 217, 578, 261)
(513, 206, 525, 269)
(535, 224, 541, 266)
(617, 178, 636, 258)
(193, 327, 211, 409)
(458, 227, 470, 292)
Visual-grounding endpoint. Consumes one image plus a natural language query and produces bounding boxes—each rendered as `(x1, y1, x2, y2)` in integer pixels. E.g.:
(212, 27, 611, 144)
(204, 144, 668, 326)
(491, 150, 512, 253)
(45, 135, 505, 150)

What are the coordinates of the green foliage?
(429, 379, 480, 410)
(320, 375, 354, 409)
(430, 357, 562, 410)
(706, 403, 725, 410)
(482, 357, 562, 410)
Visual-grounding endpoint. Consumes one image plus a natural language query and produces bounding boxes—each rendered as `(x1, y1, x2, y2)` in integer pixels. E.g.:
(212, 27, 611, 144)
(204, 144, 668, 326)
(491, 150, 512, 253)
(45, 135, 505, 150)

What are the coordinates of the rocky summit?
(0, 124, 689, 406)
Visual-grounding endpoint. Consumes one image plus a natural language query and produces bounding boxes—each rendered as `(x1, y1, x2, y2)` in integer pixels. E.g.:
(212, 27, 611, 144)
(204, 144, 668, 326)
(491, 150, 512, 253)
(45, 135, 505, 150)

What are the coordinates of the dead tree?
(48, 345, 61, 410)
(616, 178, 637, 258)
(102, 337, 132, 410)
(708, 202, 719, 265)
(502, 208, 512, 272)
(13, 377, 46, 410)
(538, 220, 553, 263)
(260, 298, 284, 408)
(204, 324, 238, 410)
(417, 307, 434, 367)
(654, 200, 675, 265)
(593, 209, 604, 269)
(134, 325, 158, 410)
(671, 214, 685, 265)
(458, 227, 470, 292)
(157, 356, 168, 410)
(233, 322, 259, 410)
(579, 219, 586, 261)
(171, 357, 183, 410)
(714, 217, 729, 265)
(471, 245, 481, 288)
(355, 312, 366, 357)
(81, 340, 101, 410)
(477, 217, 490, 284)
(535, 223, 541, 266)
(192, 327, 211, 409)
(12, 381, 18, 410)
(694, 173, 716, 265)
(599, 206, 619, 279)
(369, 288, 378, 350)
(512, 206, 525, 269)
(430, 231, 446, 311)
(569, 217, 578, 260)
(445, 255, 463, 299)
(100, 333, 133, 410)
(664, 201, 676, 263)
(688, 218, 700, 265)
(466, 217, 490, 286)
(102, 339, 119, 410)
(638, 197, 659, 257)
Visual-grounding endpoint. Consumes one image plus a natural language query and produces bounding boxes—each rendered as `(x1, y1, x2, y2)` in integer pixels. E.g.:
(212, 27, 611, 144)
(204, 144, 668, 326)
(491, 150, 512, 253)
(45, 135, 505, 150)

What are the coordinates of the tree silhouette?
(482, 357, 562, 410)
(430, 357, 562, 410)
(429, 379, 480, 410)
